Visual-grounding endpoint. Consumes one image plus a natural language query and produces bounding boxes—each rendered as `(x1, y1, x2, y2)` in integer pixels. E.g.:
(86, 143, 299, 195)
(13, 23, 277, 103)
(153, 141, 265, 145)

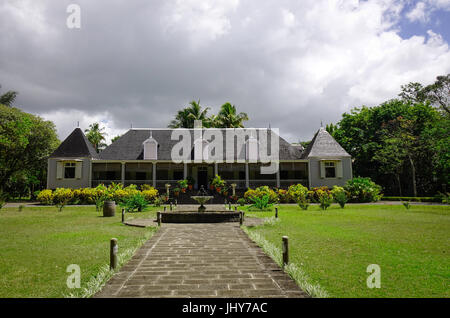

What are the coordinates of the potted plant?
(212, 174, 226, 193)
(178, 179, 188, 193)
(187, 176, 195, 190)
(173, 187, 180, 197)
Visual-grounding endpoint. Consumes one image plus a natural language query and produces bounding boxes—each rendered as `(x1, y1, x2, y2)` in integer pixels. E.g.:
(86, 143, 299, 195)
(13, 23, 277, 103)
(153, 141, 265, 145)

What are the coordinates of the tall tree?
(0, 104, 59, 195)
(214, 102, 249, 128)
(168, 100, 210, 128)
(0, 85, 18, 107)
(85, 123, 107, 152)
(400, 74, 450, 115)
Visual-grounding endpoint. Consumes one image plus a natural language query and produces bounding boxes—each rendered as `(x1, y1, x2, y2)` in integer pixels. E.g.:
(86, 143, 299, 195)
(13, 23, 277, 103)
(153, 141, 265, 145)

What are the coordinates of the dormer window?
(143, 132, 158, 160)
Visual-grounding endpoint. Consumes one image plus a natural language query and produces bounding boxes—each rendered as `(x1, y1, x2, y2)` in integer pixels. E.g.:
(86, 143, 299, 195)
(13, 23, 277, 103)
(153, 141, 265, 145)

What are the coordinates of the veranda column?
(184, 162, 187, 179)
(245, 162, 249, 189)
(276, 165, 280, 188)
(153, 162, 156, 188)
(214, 162, 218, 176)
(121, 162, 125, 185)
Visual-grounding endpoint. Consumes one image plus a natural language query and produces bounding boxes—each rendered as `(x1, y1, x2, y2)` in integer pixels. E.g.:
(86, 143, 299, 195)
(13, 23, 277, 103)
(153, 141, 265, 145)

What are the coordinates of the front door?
(197, 169, 208, 190)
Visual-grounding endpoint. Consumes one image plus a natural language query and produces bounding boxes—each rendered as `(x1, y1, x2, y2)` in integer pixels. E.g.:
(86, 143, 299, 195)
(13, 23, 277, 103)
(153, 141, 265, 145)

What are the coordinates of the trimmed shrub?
(331, 186, 348, 208)
(53, 188, 73, 211)
(308, 186, 331, 203)
(287, 184, 309, 202)
(244, 186, 278, 204)
(37, 189, 53, 205)
(276, 189, 290, 203)
(345, 177, 382, 203)
(318, 191, 333, 210)
(142, 188, 158, 203)
(237, 198, 246, 206)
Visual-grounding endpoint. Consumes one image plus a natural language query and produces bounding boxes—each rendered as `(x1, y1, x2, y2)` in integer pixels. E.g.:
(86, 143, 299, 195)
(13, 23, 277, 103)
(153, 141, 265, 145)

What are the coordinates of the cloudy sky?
(1, 0, 449, 143)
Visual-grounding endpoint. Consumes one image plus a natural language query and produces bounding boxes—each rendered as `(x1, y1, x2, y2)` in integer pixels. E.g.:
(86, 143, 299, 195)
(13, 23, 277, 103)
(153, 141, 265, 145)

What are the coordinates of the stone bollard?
(121, 208, 125, 223)
(275, 207, 278, 219)
(110, 238, 118, 270)
(157, 212, 161, 226)
(239, 212, 243, 225)
(282, 236, 289, 268)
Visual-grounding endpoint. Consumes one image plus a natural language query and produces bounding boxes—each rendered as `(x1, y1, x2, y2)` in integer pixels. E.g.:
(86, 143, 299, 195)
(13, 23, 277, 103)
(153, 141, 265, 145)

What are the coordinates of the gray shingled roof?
(99, 129, 304, 161)
(50, 128, 99, 158)
(303, 127, 350, 158)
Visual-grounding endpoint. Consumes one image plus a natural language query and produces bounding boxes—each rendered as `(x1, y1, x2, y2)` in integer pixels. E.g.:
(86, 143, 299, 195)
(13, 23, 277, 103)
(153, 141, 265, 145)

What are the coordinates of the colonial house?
(47, 126, 352, 191)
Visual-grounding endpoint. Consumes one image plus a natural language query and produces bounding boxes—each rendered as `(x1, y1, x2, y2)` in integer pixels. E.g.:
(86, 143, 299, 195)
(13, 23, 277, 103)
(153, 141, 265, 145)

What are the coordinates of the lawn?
(244, 204, 450, 298)
(0, 205, 158, 298)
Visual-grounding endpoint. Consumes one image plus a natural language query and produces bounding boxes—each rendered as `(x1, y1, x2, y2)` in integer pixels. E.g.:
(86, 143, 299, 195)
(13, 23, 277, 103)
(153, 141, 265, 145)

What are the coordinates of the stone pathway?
(95, 223, 308, 298)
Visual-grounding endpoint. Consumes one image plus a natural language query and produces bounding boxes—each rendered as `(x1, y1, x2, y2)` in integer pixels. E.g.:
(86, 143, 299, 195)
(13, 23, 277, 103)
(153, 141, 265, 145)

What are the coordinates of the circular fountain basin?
(160, 210, 241, 223)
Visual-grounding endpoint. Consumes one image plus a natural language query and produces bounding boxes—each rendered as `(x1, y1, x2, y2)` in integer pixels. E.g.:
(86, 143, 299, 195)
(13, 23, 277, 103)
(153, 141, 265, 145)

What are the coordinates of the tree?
(0, 85, 18, 107)
(333, 100, 442, 196)
(85, 123, 107, 152)
(214, 102, 249, 128)
(0, 104, 59, 196)
(400, 74, 449, 115)
(168, 100, 210, 128)
(111, 135, 121, 143)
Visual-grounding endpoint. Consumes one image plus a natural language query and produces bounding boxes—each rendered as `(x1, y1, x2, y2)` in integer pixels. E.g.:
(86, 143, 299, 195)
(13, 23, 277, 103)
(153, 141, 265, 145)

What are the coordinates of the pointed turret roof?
(50, 128, 99, 158)
(303, 127, 350, 158)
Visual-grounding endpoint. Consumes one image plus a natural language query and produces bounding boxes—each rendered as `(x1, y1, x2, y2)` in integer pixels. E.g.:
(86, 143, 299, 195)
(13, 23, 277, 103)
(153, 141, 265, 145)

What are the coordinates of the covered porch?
(91, 161, 308, 190)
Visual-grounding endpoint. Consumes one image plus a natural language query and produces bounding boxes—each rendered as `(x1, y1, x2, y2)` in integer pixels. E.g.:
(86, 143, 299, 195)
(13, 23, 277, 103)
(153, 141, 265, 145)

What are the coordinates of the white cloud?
(406, 0, 450, 23)
(40, 109, 127, 144)
(161, 0, 240, 48)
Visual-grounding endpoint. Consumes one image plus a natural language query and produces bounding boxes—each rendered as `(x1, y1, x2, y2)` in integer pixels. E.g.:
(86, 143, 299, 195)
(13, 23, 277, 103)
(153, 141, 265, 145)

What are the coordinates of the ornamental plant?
(244, 186, 278, 204)
(287, 184, 309, 202)
(309, 186, 331, 203)
(344, 177, 382, 202)
(177, 179, 188, 192)
(211, 174, 226, 192)
(142, 188, 158, 202)
(331, 186, 348, 208)
(237, 198, 246, 206)
(317, 190, 333, 210)
(120, 193, 149, 212)
(37, 189, 54, 205)
(249, 194, 272, 211)
(53, 188, 74, 212)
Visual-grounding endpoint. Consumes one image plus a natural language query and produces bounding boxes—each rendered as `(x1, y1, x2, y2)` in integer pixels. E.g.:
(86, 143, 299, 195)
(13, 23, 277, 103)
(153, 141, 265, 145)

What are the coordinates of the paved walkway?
(95, 223, 308, 298)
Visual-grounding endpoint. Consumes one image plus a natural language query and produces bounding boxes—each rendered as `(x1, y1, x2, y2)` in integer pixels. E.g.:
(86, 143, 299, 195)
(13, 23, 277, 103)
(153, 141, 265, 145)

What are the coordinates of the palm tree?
(85, 123, 107, 152)
(215, 102, 249, 128)
(0, 85, 18, 107)
(168, 100, 210, 128)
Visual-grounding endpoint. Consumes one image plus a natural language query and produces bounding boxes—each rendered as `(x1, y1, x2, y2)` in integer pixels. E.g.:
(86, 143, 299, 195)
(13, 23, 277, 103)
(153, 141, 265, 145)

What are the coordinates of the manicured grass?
(0, 205, 158, 298)
(244, 204, 450, 298)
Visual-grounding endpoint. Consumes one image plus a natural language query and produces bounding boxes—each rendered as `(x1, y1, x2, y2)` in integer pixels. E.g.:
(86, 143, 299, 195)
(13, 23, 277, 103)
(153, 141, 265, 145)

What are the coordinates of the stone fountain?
(157, 185, 241, 223)
(190, 185, 214, 212)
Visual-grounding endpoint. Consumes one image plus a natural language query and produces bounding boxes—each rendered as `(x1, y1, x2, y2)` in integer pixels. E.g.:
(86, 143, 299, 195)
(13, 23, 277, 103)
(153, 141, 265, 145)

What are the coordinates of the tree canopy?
(0, 104, 59, 197)
(85, 122, 107, 152)
(168, 100, 249, 128)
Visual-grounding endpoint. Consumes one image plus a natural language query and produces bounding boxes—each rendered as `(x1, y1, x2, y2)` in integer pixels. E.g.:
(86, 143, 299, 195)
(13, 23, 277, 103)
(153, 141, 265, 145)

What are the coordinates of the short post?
(275, 207, 278, 219)
(234, 206, 237, 211)
(239, 212, 243, 225)
(121, 208, 125, 223)
(170, 203, 173, 211)
(228, 202, 231, 210)
(175, 199, 177, 207)
(110, 238, 118, 270)
(282, 236, 289, 268)
(164, 206, 166, 212)
(157, 212, 161, 226)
